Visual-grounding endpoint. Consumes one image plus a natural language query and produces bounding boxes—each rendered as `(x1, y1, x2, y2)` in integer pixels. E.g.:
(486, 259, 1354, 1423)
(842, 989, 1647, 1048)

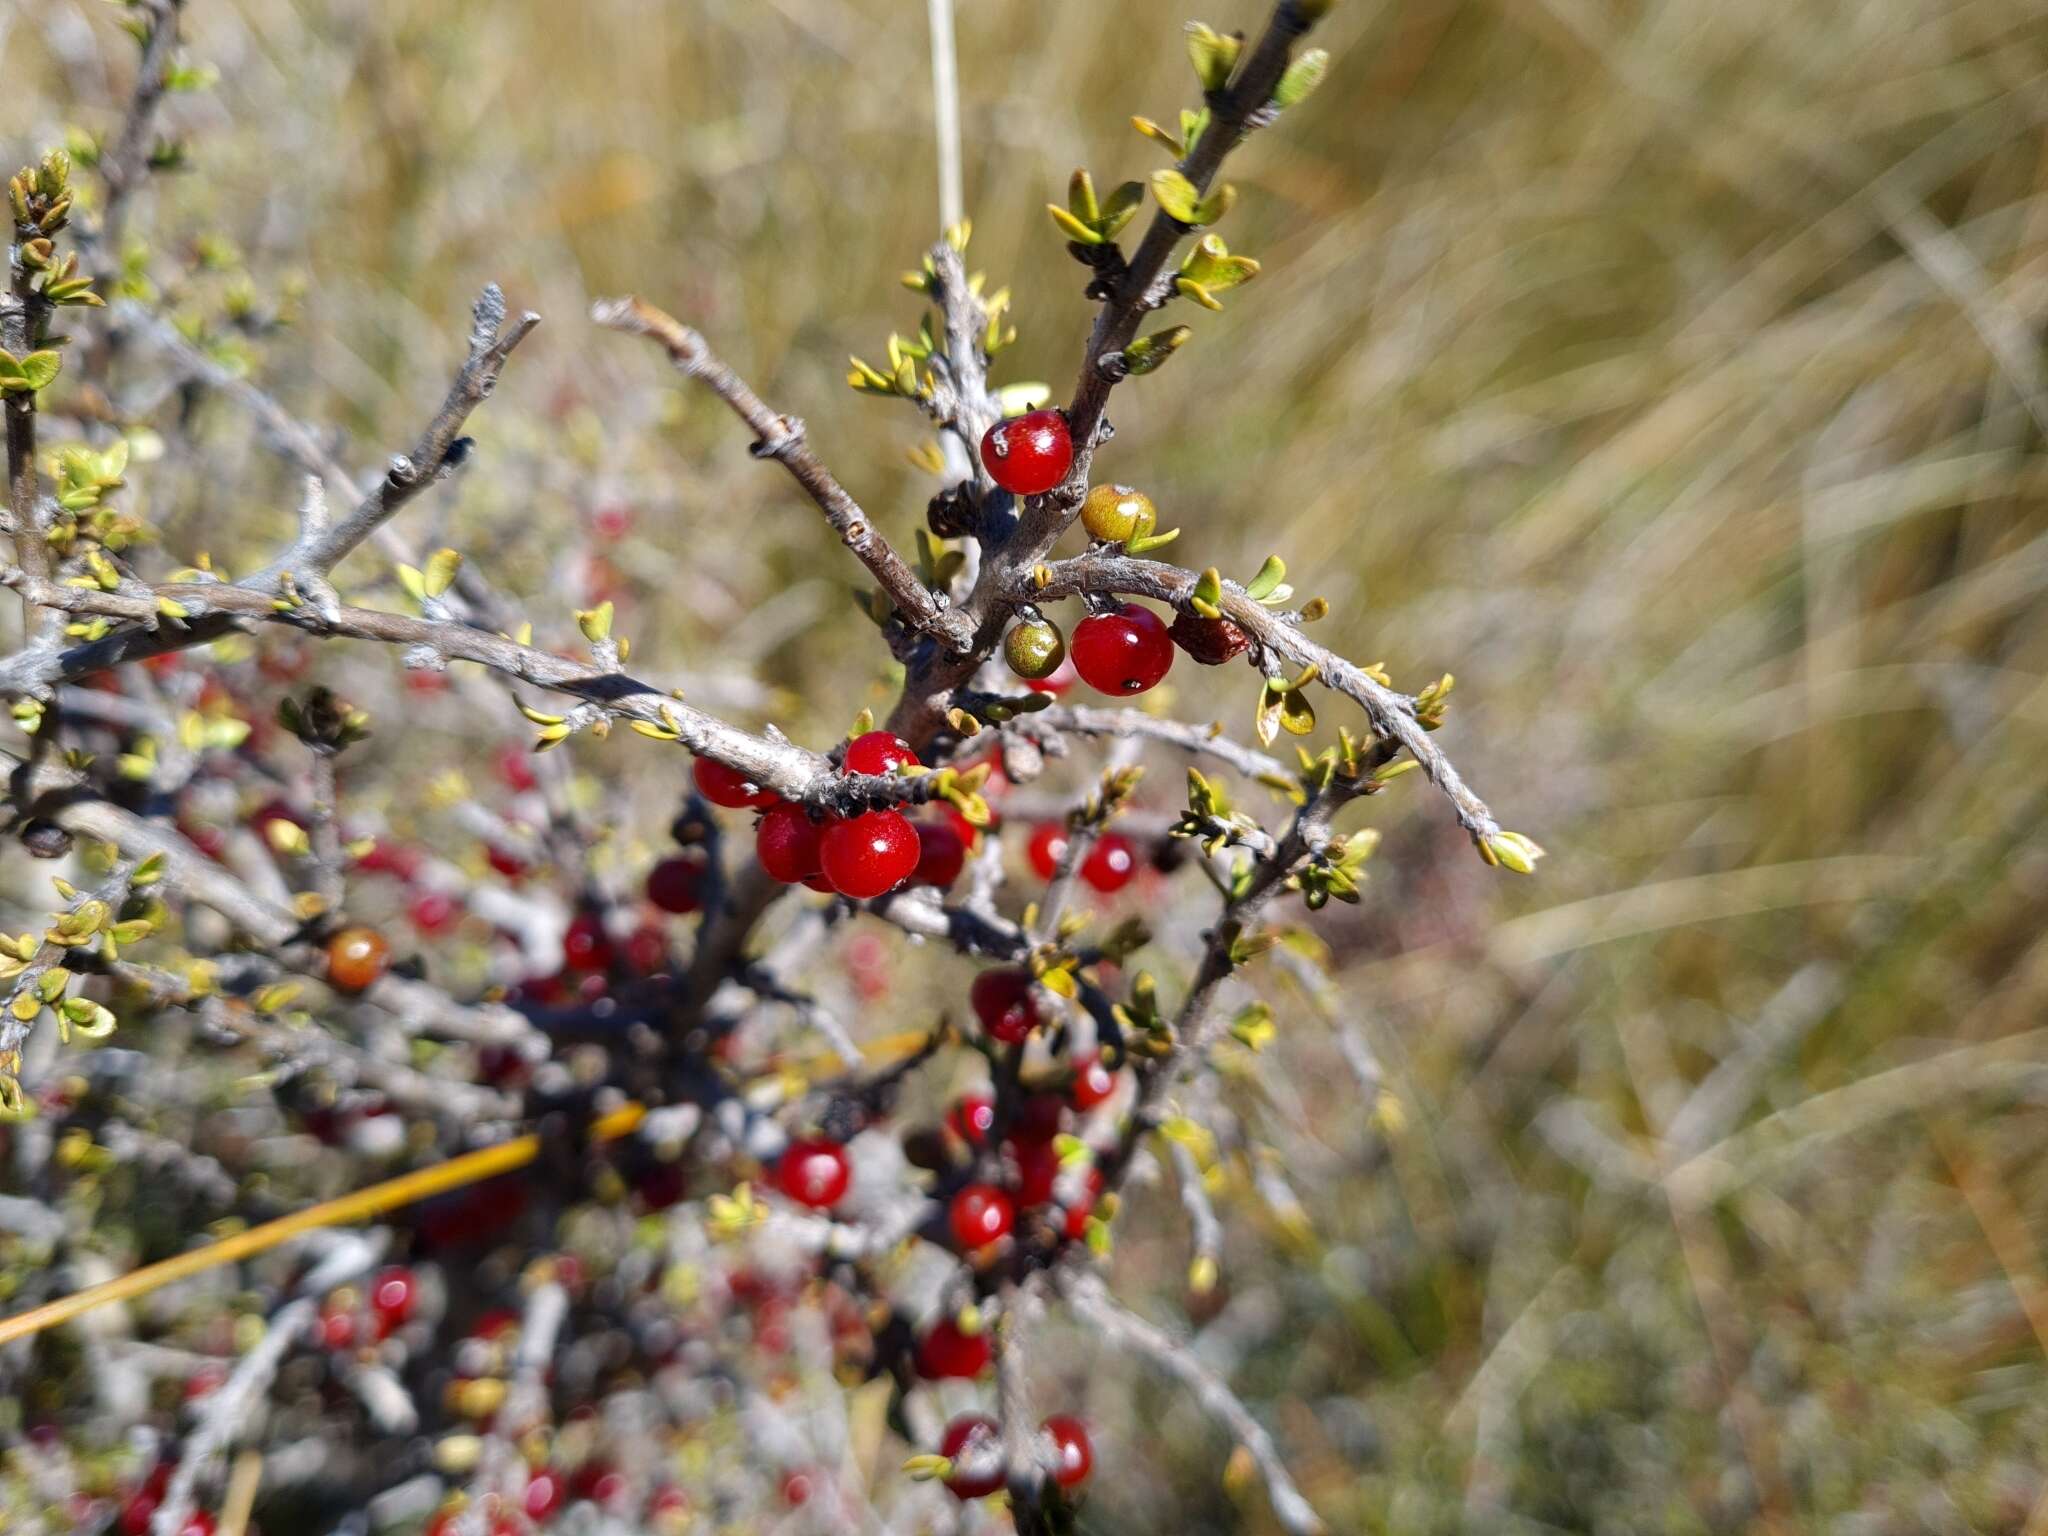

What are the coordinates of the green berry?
(1004, 617, 1067, 680)
(1080, 484, 1156, 544)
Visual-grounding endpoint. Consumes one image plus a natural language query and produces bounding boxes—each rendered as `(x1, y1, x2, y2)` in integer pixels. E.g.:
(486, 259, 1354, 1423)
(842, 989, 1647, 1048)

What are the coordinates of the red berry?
(1013, 1136, 1062, 1206)
(820, 810, 920, 900)
(801, 870, 837, 893)
(970, 968, 1039, 1043)
(1168, 610, 1250, 666)
(325, 926, 390, 993)
(979, 409, 1072, 496)
(1042, 1416, 1093, 1488)
(120, 1495, 158, 1536)
(842, 730, 919, 776)
(777, 1138, 853, 1208)
(1071, 1053, 1118, 1111)
(318, 1304, 358, 1351)
(486, 844, 528, 880)
(916, 1318, 992, 1380)
(369, 1266, 417, 1330)
(1026, 822, 1069, 880)
(781, 1471, 813, 1507)
(939, 1413, 1008, 1499)
(1081, 832, 1137, 893)
(646, 852, 709, 915)
(496, 744, 540, 793)
(356, 838, 423, 880)
(947, 1094, 997, 1147)
(755, 804, 824, 884)
(910, 816, 966, 888)
(409, 889, 460, 934)
(624, 923, 669, 975)
(523, 1469, 565, 1521)
(1011, 1092, 1065, 1143)
(1070, 604, 1174, 695)
(176, 1515, 218, 1536)
(562, 911, 612, 972)
(948, 1183, 1015, 1249)
(694, 756, 778, 810)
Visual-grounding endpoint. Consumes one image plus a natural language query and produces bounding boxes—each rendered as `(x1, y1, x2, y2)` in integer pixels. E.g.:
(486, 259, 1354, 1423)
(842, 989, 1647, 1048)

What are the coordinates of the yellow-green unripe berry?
(1004, 617, 1067, 679)
(1080, 484, 1157, 545)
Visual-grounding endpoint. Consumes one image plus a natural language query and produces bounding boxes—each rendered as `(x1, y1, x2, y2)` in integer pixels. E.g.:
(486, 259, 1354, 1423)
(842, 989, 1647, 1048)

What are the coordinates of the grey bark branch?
(252, 286, 539, 584)
(1059, 1272, 1326, 1535)
(591, 295, 976, 654)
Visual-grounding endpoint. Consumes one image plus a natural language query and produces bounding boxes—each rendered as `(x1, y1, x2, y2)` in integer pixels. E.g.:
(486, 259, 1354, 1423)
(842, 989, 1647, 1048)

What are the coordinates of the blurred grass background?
(8, 0, 2048, 1529)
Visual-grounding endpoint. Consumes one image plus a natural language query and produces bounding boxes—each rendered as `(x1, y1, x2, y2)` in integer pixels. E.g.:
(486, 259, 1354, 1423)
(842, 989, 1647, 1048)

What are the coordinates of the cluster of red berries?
(311, 1264, 419, 1353)
(114, 1460, 219, 1536)
(1024, 823, 1139, 892)
(940, 1056, 1122, 1253)
(937, 1412, 1093, 1500)
(695, 732, 967, 901)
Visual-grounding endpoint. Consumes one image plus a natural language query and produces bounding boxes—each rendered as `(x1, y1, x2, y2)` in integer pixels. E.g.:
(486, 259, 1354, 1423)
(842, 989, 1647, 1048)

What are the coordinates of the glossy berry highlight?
(979, 409, 1072, 496)
(970, 967, 1040, 1043)
(695, 756, 778, 809)
(1071, 603, 1174, 695)
(842, 730, 919, 777)
(1042, 1415, 1094, 1489)
(1080, 483, 1156, 544)
(820, 809, 921, 899)
(939, 1413, 1007, 1499)
(1081, 831, 1138, 892)
(1027, 821, 1070, 880)
(776, 1138, 852, 1209)
(326, 925, 390, 993)
(948, 1183, 1015, 1249)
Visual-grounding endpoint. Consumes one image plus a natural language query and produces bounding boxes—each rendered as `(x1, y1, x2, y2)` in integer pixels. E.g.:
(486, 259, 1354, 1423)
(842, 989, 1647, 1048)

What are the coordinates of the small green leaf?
(1274, 48, 1330, 109)
(1047, 204, 1103, 245)
(1120, 326, 1191, 376)
(1190, 567, 1224, 619)
(423, 547, 462, 597)
(1098, 180, 1145, 239)
(1185, 22, 1242, 91)
(1067, 167, 1100, 225)
(1152, 170, 1202, 224)
(1243, 555, 1287, 602)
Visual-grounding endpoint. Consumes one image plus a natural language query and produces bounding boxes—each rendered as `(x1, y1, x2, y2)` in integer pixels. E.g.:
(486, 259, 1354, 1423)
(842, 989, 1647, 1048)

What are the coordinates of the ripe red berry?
(1081, 832, 1137, 893)
(646, 852, 709, 915)
(979, 409, 1072, 496)
(820, 810, 921, 900)
(496, 743, 539, 793)
(949, 1183, 1015, 1249)
(777, 1138, 852, 1209)
(756, 804, 824, 884)
(318, 1303, 358, 1352)
(409, 889, 459, 934)
(1071, 1052, 1119, 1111)
(917, 1317, 992, 1379)
(910, 815, 967, 888)
(1071, 604, 1174, 695)
(1042, 1415, 1094, 1488)
(1027, 822, 1070, 880)
(694, 756, 778, 809)
(486, 844, 529, 880)
(842, 730, 920, 776)
(1013, 1136, 1062, 1206)
(523, 1469, 565, 1522)
(939, 1413, 1008, 1499)
(326, 926, 390, 994)
(1169, 610, 1250, 666)
(625, 923, 669, 975)
(969, 968, 1040, 1043)
(176, 1514, 218, 1536)
(562, 911, 612, 972)
(369, 1266, 417, 1331)
(947, 1094, 997, 1147)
